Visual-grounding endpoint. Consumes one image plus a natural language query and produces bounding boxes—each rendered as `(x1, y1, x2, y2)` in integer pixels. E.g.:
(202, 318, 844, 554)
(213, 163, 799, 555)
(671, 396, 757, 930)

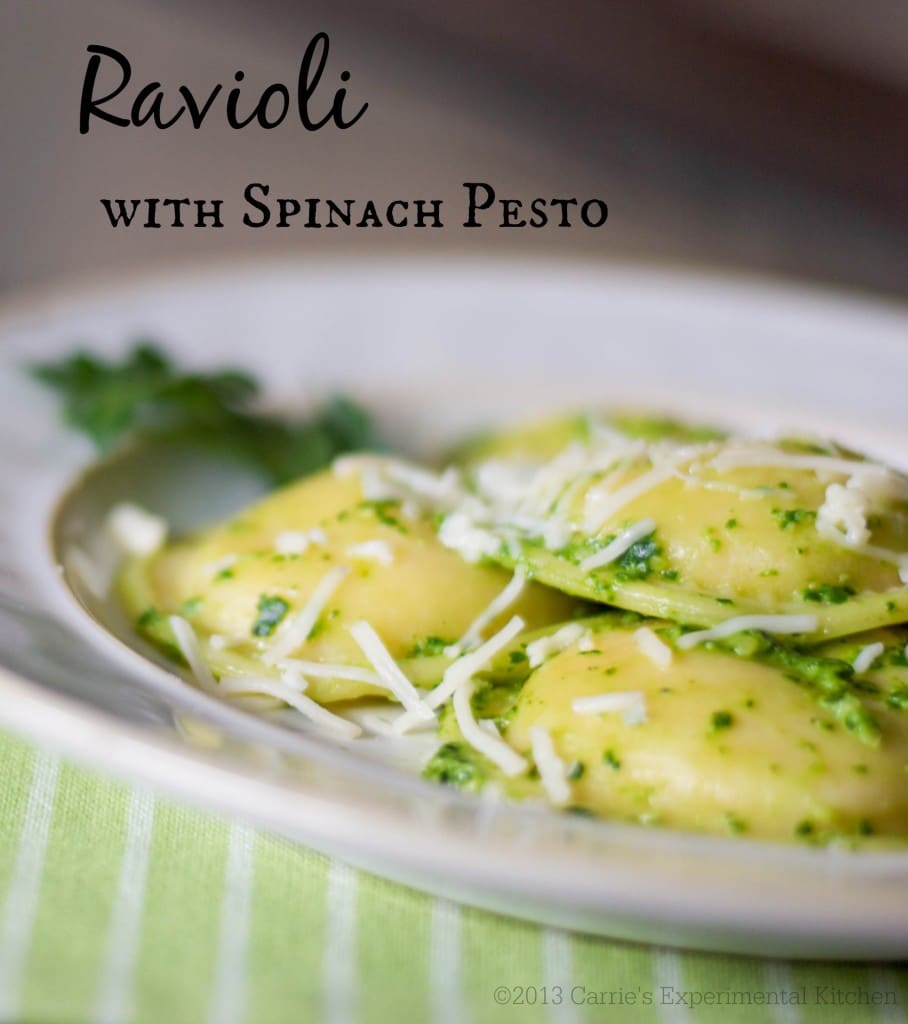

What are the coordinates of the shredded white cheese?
(675, 613, 817, 650)
(277, 660, 382, 686)
(582, 447, 698, 534)
(528, 725, 571, 805)
(710, 446, 894, 482)
(852, 641, 885, 675)
(816, 483, 871, 547)
(393, 616, 526, 735)
(333, 454, 462, 507)
(168, 615, 218, 693)
(577, 631, 596, 653)
(274, 528, 327, 555)
(219, 671, 361, 738)
(454, 566, 527, 653)
(437, 513, 501, 563)
(580, 518, 657, 573)
(107, 503, 168, 556)
(347, 621, 434, 721)
(208, 633, 248, 651)
(263, 565, 349, 663)
(572, 690, 648, 725)
(633, 626, 673, 669)
(526, 622, 587, 669)
(346, 540, 394, 565)
(452, 677, 528, 777)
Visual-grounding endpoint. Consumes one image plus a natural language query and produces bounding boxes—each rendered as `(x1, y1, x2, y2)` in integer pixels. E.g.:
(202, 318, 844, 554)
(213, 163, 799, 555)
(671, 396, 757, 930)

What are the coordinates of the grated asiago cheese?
(581, 446, 700, 534)
(577, 631, 596, 653)
(453, 677, 528, 777)
(263, 565, 349, 663)
(852, 641, 885, 675)
(392, 616, 526, 735)
(675, 613, 817, 650)
(633, 626, 672, 669)
(107, 502, 168, 556)
(334, 454, 462, 507)
(580, 518, 657, 573)
(526, 622, 587, 669)
(168, 615, 219, 693)
(346, 540, 394, 565)
(709, 446, 904, 490)
(274, 528, 327, 555)
(454, 566, 527, 653)
(437, 512, 501, 563)
(277, 660, 382, 686)
(816, 483, 871, 547)
(528, 726, 571, 805)
(219, 670, 361, 738)
(347, 620, 434, 720)
(572, 690, 647, 725)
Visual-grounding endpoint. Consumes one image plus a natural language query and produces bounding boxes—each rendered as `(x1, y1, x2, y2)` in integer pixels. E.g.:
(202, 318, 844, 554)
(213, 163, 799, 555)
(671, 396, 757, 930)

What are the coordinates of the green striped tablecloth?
(0, 731, 904, 1024)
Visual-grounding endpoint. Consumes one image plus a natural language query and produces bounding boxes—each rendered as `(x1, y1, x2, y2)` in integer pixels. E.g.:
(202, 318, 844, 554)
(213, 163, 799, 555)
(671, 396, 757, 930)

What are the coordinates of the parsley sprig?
(32, 343, 379, 485)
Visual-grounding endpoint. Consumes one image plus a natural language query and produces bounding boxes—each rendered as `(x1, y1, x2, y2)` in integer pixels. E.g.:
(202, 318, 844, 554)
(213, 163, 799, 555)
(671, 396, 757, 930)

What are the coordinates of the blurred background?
(2, 0, 907, 299)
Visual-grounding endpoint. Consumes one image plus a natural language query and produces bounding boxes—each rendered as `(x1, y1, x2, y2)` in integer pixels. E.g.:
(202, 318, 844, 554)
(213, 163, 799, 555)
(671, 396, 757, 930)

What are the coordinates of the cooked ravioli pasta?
(442, 420, 908, 640)
(120, 464, 580, 704)
(117, 408, 908, 844)
(434, 617, 908, 842)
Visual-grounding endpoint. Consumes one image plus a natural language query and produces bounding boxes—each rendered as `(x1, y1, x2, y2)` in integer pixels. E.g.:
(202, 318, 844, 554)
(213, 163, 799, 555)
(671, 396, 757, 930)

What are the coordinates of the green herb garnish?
(31, 344, 379, 485)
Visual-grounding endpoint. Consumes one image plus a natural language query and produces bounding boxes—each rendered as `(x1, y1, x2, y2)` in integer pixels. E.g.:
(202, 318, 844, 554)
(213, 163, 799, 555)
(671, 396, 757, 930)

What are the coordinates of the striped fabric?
(0, 732, 904, 1024)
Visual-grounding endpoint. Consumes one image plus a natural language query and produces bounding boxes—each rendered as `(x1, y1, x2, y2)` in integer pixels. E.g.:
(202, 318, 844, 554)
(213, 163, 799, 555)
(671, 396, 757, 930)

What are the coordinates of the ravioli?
(425, 616, 908, 842)
(450, 410, 725, 466)
(119, 463, 580, 704)
(439, 424, 908, 640)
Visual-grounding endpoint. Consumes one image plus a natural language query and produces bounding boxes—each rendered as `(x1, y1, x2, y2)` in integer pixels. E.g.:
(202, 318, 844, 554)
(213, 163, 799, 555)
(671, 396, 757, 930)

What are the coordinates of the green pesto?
(614, 533, 662, 582)
(725, 813, 747, 834)
(137, 607, 161, 629)
(771, 508, 817, 530)
(251, 595, 290, 638)
(602, 749, 622, 771)
(802, 583, 856, 605)
(179, 596, 204, 616)
(470, 677, 525, 731)
(665, 627, 881, 747)
(356, 500, 409, 534)
(887, 688, 908, 710)
(407, 636, 454, 658)
(710, 710, 734, 732)
(560, 530, 664, 583)
(422, 742, 488, 792)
